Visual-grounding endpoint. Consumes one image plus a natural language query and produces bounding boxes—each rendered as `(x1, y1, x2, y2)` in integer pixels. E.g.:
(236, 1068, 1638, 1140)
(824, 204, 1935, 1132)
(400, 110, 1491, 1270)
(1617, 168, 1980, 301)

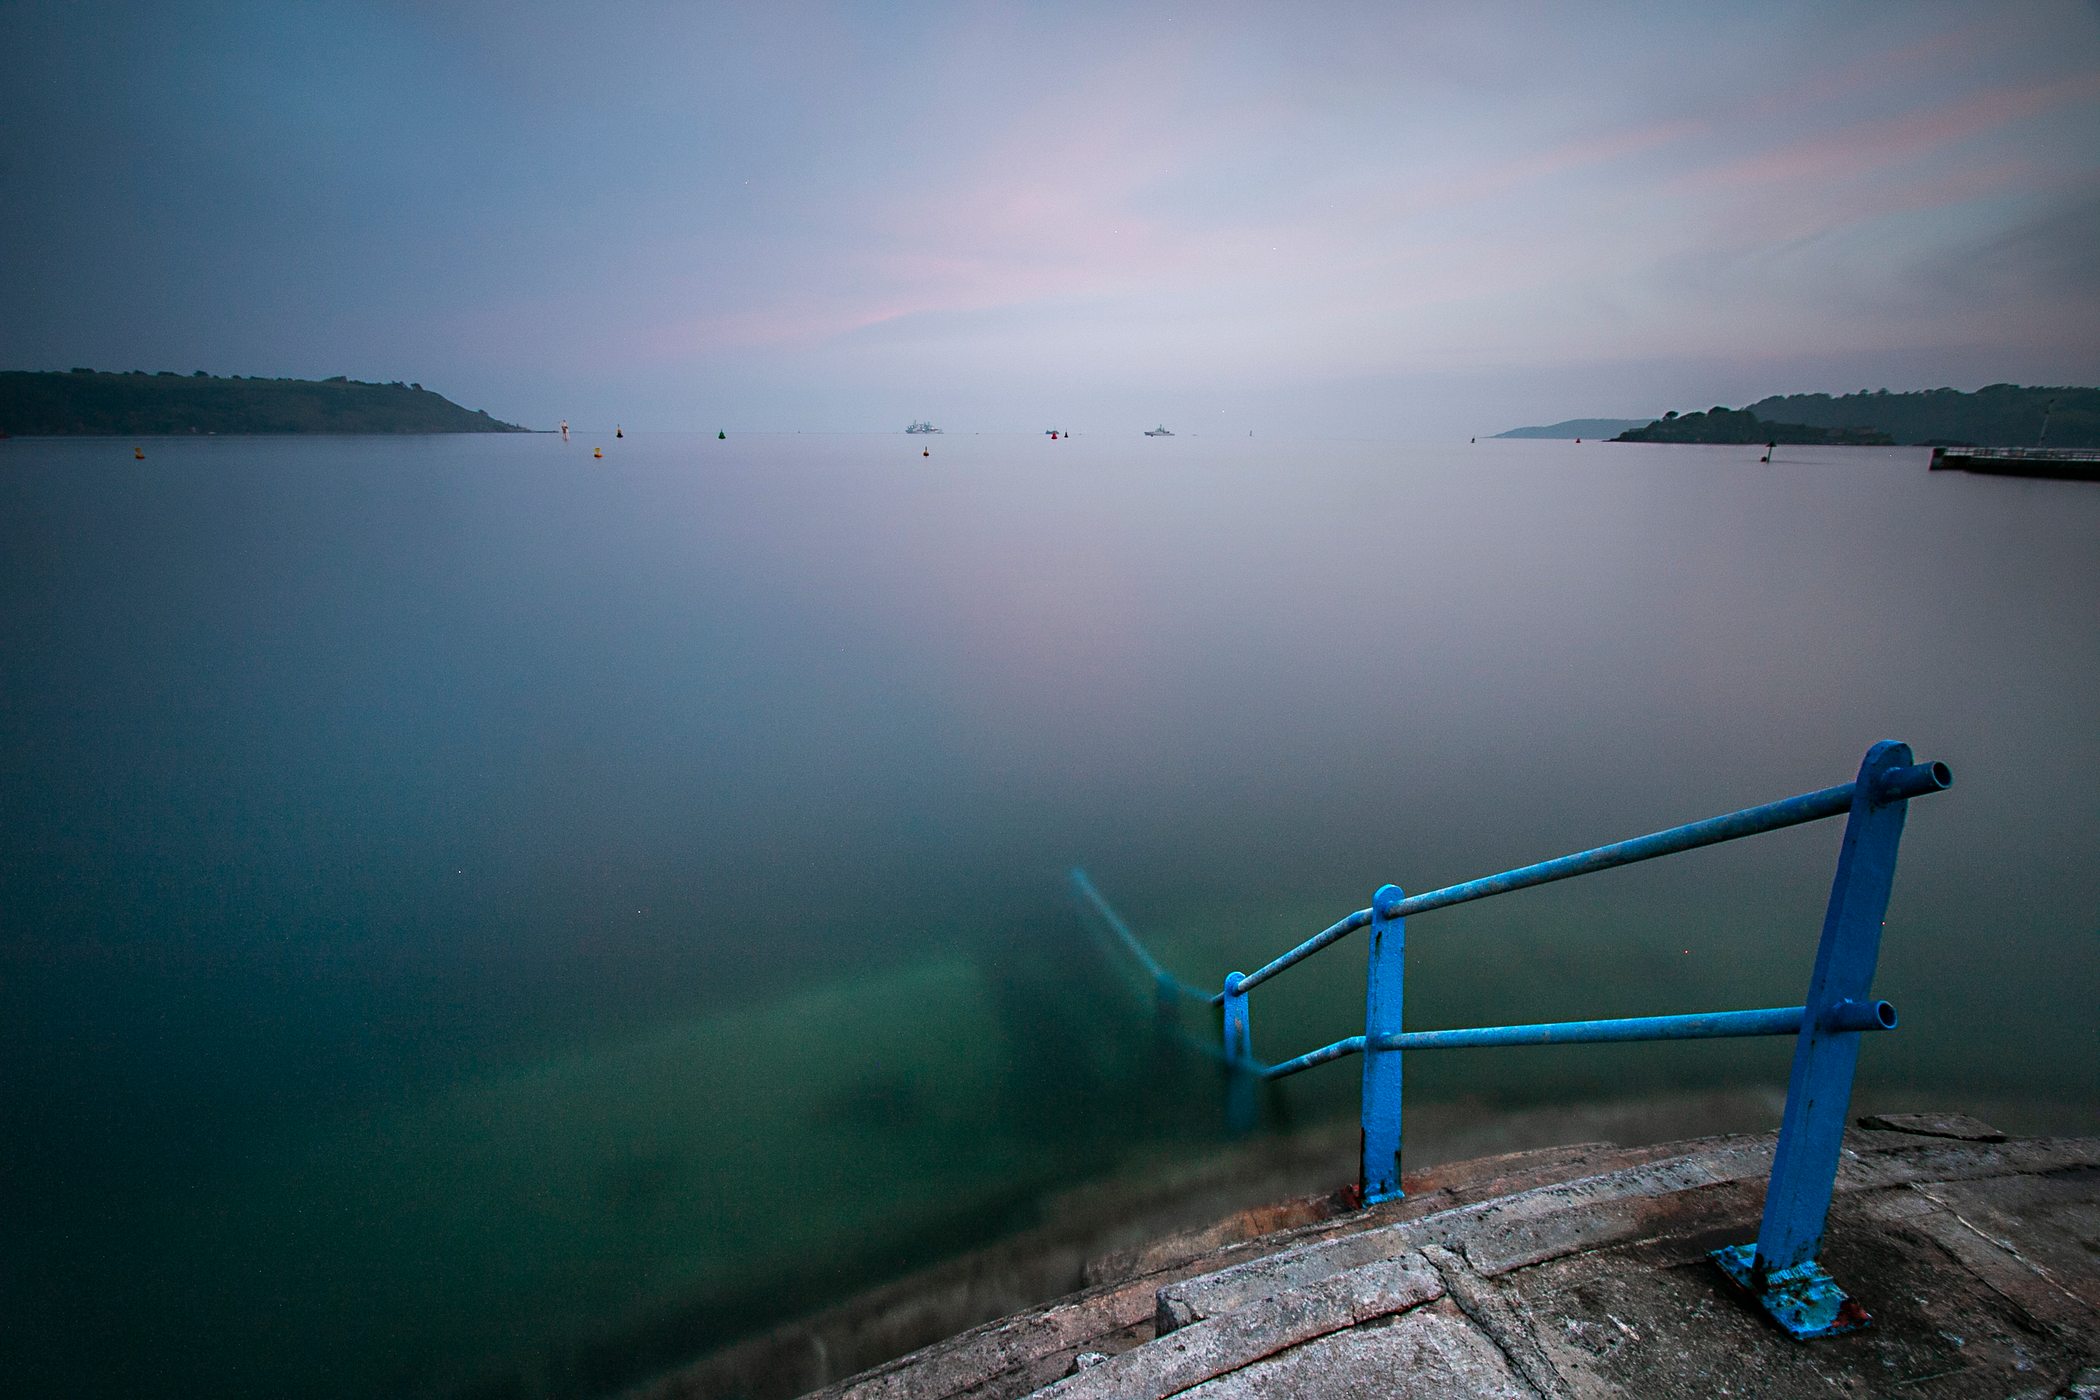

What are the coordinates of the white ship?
(905, 420, 942, 434)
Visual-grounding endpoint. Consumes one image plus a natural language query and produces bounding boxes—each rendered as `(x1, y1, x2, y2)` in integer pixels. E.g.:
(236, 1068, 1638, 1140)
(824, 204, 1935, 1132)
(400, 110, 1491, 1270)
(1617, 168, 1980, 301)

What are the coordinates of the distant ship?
(1144, 424, 1174, 437)
(905, 420, 942, 434)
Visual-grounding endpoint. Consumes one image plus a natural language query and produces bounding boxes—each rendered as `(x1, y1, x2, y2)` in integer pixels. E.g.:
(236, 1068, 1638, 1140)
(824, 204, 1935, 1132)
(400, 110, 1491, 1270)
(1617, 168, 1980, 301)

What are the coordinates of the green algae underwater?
(2, 431, 2095, 1398)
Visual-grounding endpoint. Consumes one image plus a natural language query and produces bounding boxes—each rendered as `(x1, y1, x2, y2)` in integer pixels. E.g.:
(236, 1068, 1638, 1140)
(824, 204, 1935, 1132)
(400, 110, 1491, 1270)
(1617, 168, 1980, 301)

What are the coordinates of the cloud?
(1911, 183, 2100, 339)
(1683, 68, 2100, 195)
(8, 0, 2100, 430)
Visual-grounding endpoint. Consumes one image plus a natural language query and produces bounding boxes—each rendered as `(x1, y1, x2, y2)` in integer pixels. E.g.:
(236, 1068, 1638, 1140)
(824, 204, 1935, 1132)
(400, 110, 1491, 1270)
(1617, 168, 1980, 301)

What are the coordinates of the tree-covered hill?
(1743, 385, 2098, 448)
(1611, 384, 2096, 448)
(0, 369, 528, 435)
(1614, 407, 1893, 445)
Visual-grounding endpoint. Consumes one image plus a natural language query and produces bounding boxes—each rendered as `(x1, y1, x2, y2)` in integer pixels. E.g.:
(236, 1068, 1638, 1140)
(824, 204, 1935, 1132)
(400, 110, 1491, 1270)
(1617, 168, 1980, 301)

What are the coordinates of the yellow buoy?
(134, 447, 145, 459)
(593, 447, 604, 459)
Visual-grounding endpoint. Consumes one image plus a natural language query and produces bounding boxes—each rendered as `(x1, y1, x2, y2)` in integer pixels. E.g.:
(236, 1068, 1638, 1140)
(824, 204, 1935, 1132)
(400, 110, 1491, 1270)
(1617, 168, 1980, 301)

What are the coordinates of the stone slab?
(1158, 1136, 1777, 1326)
(1857, 1111, 2008, 1142)
(1037, 1252, 1443, 1400)
(1424, 1243, 1573, 1399)
(1174, 1300, 1533, 1400)
(1914, 1169, 2100, 1313)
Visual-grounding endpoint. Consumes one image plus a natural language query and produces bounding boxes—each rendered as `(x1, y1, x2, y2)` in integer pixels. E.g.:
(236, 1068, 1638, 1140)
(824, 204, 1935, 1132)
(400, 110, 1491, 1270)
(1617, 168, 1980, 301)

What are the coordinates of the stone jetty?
(1928, 447, 2100, 481)
(631, 1113, 2099, 1400)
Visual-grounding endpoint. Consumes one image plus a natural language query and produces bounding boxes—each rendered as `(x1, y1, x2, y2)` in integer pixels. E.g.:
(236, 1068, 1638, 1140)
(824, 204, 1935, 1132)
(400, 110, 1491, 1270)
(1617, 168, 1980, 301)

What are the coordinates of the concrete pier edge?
(627, 1109, 2100, 1400)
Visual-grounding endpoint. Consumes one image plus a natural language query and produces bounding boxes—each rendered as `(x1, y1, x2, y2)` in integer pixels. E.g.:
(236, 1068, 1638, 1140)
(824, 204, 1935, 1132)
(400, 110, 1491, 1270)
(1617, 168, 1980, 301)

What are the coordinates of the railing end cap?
(1875, 759, 1953, 803)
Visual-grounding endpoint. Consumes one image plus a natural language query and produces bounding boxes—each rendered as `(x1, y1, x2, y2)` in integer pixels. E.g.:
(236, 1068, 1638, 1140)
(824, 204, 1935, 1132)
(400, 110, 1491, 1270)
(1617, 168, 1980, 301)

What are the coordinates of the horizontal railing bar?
(1213, 909, 1373, 1003)
(1068, 868, 1214, 1003)
(1256, 1001, 1896, 1080)
(1224, 761, 1948, 1000)
(1259, 1036, 1365, 1079)
(1389, 785, 1857, 920)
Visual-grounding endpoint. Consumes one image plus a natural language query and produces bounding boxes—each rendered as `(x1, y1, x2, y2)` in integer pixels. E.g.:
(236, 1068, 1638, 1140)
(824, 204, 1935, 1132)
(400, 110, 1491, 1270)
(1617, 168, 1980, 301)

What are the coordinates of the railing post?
(1221, 971, 1255, 1135)
(1714, 740, 1918, 1337)
(1360, 884, 1406, 1204)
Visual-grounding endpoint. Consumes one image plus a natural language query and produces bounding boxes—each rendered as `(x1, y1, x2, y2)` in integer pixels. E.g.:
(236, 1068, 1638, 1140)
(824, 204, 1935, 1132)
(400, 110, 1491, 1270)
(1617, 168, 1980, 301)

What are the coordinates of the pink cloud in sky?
(645, 62, 1229, 354)
(658, 106, 1705, 362)
(1743, 18, 2004, 120)
(1685, 67, 2100, 195)
(1414, 117, 1707, 211)
(614, 7, 2100, 395)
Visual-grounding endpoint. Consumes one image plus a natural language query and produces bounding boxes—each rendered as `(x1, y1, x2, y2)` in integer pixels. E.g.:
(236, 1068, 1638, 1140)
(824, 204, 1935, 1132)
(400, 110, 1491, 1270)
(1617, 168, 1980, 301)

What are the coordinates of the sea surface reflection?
(3, 430, 2094, 1397)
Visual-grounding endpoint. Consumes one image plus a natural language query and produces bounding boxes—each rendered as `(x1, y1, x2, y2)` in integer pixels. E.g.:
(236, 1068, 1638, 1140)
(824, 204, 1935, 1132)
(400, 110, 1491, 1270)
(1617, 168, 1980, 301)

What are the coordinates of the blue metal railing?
(1068, 868, 1214, 1012)
(1069, 740, 1951, 1341)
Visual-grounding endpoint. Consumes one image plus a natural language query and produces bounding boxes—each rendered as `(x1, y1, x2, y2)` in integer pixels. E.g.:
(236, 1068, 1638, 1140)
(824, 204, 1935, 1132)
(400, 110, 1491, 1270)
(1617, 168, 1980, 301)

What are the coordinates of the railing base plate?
(1711, 1244, 1872, 1339)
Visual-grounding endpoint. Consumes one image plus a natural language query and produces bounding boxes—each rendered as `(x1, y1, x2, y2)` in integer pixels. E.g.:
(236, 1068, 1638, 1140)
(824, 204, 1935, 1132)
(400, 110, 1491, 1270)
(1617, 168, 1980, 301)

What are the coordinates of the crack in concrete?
(1421, 1244, 1571, 1400)
(1914, 1184, 2097, 1313)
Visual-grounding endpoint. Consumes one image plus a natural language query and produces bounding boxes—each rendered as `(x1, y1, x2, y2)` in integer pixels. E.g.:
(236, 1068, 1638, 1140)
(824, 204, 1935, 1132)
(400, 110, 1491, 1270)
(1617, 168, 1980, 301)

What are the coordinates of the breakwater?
(1928, 446, 2100, 481)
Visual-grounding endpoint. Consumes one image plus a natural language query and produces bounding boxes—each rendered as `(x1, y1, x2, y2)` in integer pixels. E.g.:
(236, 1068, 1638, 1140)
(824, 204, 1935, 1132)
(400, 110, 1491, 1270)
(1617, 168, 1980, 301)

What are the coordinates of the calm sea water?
(3, 431, 2095, 1397)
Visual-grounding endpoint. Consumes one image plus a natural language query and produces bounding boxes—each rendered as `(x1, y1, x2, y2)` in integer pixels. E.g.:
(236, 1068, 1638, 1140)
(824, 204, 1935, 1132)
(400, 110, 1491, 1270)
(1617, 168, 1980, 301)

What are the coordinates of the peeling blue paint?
(1712, 1245, 1873, 1339)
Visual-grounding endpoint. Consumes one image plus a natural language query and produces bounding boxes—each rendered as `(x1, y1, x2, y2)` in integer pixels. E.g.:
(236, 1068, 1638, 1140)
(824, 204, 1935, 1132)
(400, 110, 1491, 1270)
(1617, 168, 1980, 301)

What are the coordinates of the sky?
(3, 0, 2097, 437)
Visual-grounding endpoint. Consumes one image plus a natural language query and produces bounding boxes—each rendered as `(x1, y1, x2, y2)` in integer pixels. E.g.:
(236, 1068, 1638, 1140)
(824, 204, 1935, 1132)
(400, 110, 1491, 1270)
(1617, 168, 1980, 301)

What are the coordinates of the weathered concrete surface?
(775, 1118, 2100, 1400)
(1175, 1301, 1533, 1399)
(627, 1092, 1794, 1400)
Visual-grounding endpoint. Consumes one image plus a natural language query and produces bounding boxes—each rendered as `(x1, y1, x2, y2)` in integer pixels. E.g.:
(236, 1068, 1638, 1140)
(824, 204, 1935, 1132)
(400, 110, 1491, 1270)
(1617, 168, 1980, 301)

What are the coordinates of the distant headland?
(1492, 418, 1650, 440)
(1610, 384, 2097, 448)
(0, 369, 526, 435)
